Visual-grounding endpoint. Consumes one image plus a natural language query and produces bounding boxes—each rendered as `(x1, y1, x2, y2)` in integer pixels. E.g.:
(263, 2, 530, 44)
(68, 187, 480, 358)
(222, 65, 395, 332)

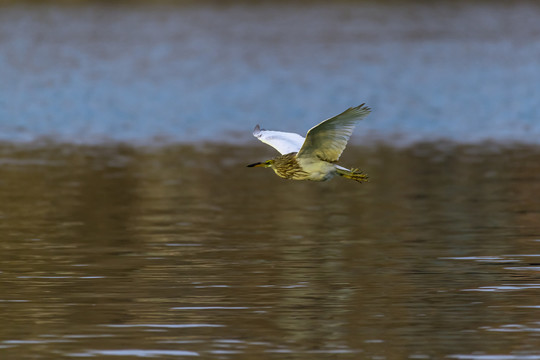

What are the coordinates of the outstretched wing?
(297, 104, 371, 162)
(253, 125, 305, 155)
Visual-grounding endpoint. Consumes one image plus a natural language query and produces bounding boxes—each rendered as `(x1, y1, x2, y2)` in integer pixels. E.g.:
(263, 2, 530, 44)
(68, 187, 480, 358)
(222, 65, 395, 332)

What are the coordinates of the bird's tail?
(336, 166, 369, 183)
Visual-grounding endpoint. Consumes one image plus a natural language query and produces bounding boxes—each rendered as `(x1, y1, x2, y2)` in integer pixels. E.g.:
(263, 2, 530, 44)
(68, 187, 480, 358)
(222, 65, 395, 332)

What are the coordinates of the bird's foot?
(346, 168, 369, 183)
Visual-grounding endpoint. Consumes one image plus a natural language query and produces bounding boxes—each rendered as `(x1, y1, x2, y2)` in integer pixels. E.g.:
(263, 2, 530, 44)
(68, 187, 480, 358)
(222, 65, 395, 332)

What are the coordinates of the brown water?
(1, 143, 540, 359)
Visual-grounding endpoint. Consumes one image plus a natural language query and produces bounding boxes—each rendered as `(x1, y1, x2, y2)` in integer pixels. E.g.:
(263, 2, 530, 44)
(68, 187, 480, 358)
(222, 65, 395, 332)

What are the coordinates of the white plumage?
(252, 125, 305, 155)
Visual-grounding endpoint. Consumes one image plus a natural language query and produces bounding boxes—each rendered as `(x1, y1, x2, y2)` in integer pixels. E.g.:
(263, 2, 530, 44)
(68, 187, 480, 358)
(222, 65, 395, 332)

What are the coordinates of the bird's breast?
(271, 153, 309, 180)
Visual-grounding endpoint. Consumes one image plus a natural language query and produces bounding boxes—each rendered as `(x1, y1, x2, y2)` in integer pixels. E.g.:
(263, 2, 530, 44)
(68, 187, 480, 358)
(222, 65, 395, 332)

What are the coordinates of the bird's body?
(247, 104, 371, 183)
(270, 152, 336, 181)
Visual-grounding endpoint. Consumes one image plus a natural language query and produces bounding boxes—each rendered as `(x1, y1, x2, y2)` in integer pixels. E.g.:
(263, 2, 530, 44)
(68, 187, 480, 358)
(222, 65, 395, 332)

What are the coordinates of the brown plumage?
(272, 152, 309, 180)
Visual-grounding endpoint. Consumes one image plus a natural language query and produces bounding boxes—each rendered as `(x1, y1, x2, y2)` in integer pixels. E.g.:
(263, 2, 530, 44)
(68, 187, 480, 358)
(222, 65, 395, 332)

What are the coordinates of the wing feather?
(297, 104, 371, 162)
(253, 125, 305, 155)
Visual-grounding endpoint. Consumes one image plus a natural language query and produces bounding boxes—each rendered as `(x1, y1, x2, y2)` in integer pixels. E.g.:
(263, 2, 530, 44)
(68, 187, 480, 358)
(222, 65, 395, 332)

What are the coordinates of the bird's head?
(247, 159, 273, 168)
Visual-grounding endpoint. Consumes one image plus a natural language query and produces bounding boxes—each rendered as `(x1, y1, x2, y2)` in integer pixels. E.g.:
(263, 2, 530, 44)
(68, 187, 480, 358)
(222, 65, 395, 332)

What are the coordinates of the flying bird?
(247, 104, 371, 182)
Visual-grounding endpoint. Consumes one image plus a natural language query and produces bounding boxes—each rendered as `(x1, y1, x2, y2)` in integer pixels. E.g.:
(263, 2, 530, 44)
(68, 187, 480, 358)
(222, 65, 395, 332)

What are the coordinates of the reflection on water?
(0, 143, 539, 359)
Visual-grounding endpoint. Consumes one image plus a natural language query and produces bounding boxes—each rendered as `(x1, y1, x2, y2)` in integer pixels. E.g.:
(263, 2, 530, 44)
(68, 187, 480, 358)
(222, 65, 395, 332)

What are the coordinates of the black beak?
(247, 162, 263, 167)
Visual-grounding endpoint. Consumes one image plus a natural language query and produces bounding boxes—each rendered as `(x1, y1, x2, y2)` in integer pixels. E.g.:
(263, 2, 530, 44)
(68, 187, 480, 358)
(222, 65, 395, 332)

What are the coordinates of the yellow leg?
(337, 168, 369, 183)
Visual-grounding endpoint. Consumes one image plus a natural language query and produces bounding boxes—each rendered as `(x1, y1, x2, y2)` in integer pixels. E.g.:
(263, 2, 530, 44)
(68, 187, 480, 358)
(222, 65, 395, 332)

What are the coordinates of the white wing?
(297, 104, 371, 162)
(253, 125, 305, 155)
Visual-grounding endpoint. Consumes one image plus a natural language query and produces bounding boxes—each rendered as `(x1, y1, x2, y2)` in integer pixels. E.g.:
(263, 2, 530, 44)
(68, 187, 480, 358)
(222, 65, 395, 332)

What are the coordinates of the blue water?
(1, 3, 539, 145)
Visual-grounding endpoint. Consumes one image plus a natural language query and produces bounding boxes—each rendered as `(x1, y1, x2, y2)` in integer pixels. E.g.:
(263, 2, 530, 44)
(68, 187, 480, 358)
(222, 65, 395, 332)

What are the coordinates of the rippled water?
(1, 143, 539, 359)
(1, 2, 540, 358)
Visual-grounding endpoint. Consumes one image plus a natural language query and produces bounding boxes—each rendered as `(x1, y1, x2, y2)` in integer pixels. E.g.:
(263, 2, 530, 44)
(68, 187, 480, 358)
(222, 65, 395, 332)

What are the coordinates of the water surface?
(0, 143, 539, 359)
(1, 2, 539, 144)
(1, 2, 540, 358)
